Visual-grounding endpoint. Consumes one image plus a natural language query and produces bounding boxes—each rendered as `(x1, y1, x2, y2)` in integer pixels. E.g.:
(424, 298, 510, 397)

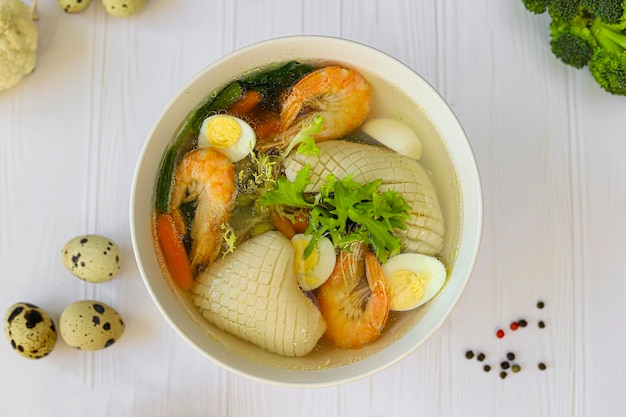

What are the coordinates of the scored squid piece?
(191, 231, 326, 357)
(284, 140, 445, 255)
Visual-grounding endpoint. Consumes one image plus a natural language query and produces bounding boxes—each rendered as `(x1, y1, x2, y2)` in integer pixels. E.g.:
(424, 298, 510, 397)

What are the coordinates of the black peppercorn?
(465, 350, 474, 359)
(499, 371, 507, 379)
(537, 301, 545, 309)
(477, 353, 486, 362)
(506, 352, 515, 361)
(538, 362, 547, 370)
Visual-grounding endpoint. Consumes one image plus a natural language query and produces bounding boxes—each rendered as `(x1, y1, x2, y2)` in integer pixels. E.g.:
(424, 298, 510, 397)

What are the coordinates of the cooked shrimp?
(317, 242, 390, 349)
(170, 148, 236, 271)
(263, 65, 371, 150)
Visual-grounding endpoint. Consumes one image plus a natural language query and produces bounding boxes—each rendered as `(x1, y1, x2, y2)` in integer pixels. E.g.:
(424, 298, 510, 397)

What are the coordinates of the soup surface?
(152, 61, 456, 367)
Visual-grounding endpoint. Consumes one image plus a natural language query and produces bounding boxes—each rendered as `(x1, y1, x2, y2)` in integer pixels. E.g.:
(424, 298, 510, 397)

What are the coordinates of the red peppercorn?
(496, 329, 505, 338)
(510, 321, 519, 331)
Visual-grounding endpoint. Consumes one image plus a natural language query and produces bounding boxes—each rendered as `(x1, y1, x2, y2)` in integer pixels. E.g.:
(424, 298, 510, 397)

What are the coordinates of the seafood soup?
(152, 60, 459, 369)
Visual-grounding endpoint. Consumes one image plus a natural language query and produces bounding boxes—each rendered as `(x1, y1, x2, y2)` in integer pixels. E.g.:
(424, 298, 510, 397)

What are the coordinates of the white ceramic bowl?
(130, 35, 482, 387)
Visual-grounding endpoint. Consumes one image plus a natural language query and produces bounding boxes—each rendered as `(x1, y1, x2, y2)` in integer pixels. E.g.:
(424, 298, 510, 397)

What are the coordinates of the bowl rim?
(130, 34, 483, 387)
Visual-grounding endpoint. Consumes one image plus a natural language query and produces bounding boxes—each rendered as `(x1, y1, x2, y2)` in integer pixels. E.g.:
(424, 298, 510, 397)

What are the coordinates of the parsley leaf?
(260, 165, 411, 262)
(283, 115, 324, 157)
(309, 175, 410, 262)
(258, 164, 314, 209)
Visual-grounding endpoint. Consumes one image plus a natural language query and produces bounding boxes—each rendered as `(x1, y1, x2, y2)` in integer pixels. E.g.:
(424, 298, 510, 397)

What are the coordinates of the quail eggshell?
(101, 0, 147, 17)
(59, 300, 125, 351)
(57, 0, 91, 13)
(4, 302, 57, 359)
(61, 234, 121, 283)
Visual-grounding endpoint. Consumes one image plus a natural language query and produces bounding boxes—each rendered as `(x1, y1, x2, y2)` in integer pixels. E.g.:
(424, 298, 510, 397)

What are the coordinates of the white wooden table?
(2, 1, 625, 416)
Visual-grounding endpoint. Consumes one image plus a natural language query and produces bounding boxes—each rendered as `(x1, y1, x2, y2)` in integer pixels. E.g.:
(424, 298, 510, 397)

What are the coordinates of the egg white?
(362, 118, 422, 160)
(381, 253, 446, 311)
(197, 114, 256, 162)
(291, 234, 336, 291)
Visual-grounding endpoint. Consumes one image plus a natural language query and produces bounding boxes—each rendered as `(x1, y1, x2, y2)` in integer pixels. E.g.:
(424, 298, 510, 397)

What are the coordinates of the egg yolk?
(386, 269, 426, 310)
(293, 238, 320, 287)
(203, 115, 241, 149)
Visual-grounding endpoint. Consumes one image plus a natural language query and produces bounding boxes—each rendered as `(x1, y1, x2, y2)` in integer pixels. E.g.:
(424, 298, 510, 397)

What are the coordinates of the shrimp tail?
(189, 198, 229, 270)
(363, 252, 390, 334)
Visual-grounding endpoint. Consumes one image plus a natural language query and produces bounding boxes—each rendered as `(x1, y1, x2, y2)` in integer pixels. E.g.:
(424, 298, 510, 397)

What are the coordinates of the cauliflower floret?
(0, 0, 38, 92)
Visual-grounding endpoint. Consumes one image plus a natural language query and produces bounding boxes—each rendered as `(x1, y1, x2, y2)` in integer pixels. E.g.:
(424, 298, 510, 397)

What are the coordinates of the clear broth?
(152, 61, 460, 370)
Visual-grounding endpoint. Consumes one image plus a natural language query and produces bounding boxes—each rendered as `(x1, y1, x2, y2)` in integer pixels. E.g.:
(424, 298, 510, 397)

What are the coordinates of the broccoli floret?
(588, 18, 626, 93)
(583, 0, 626, 26)
(550, 15, 597, 67)
(590, 17, 626, 51)
(522, 0, 550, 14)
(549, 0, 585, 23)
(522, 0, 584, 20)
(521, 0, 626, 95)
(589, 48, 626, 93)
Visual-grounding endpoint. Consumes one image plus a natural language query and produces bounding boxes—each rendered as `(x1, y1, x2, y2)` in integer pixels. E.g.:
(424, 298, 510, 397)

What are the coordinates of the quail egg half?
(197, 114, 256, 163)
(361, 118, 422, 160)
(291, 234, 336, 291)
(381, 253, 447, 311)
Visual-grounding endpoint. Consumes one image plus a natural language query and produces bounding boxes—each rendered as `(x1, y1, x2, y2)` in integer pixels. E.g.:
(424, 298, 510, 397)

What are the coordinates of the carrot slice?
(292, 212, 310, 234)
(156, 213, 194, 290)
(227, 90, 262, 115)
(272, 212, 296, 240)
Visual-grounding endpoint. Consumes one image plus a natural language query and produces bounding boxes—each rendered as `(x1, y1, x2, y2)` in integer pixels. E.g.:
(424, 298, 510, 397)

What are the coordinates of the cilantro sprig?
(259, 166, 411, 263)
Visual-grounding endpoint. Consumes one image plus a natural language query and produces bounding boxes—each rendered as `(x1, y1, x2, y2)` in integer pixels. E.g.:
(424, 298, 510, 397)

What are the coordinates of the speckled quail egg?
(101, 0, 147, 17)
(61, 234, 121, 283)
(381, 253, 447, 311)
(59, 300, 125, 351)
(4, 302, 57, 359)
(57, 0, 91, 13)
(361, 118, 422, 160)
(197, 114, 256, 162)
(291, 234, 336, 291)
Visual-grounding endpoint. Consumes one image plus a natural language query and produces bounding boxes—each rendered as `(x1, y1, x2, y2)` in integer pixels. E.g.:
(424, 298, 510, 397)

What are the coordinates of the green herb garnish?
(283, 115, 324, 157)
(259, 166, 411, 263)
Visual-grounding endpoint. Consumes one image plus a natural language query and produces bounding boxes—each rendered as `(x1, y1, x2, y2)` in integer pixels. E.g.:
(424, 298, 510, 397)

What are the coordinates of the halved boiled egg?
(361, 118, 422, 160)
(381, 253, 446, 311)
(198, 114, 256, 162)
(291, 234, 336, 291)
